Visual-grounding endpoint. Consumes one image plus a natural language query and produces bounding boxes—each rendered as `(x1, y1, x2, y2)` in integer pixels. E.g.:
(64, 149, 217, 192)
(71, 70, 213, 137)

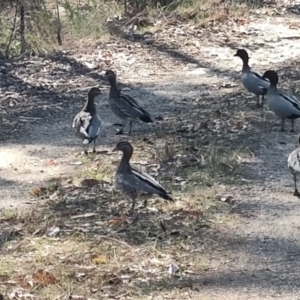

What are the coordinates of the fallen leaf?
(169, 263, 180, 276)
(46, 159, 55, 166)
(69, 161, 83, 165)
(29, 187, 47, 197)
(91, 255, 107, 264)
(45, 226, 60, 237)
(235, 17, 249, 25)
(32, 269, 57, 285)
(182, 210, 203, 220)
(69, 296, 85, 300)
(216, 195, 234, 204)
(107, 216, 128, 225)
(289, 23, 300, 29)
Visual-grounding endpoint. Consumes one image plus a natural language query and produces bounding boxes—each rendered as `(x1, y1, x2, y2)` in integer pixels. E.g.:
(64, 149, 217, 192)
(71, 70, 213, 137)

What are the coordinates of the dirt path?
(2, 7, 300, 299)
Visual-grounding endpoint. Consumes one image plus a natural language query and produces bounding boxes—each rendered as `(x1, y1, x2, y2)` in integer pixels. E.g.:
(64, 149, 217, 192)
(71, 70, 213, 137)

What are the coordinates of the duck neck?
(241, 59, 250, 73)
(109, 78, 120, 99)
(118, 151, 132, 172)
(268, 82, 277, 92)
(83, 96, 96, 114)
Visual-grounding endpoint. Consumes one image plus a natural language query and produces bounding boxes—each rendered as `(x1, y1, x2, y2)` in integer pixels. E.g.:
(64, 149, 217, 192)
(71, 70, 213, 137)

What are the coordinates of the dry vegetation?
(0, 0, 263, 57)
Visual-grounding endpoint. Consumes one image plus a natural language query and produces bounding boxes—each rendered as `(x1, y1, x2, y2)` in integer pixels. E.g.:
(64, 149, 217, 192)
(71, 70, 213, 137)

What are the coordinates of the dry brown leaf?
(107, 216, 128, 225)
(91, 254, 107, 264)
(14, 275, 34, 289)
(29, 187, 47, 197)
(289, 23, 300, 29)
(46, 159, 55, 166)
(234, 17, 249, 25)
(32, 269, 57, 285)
(182, 210, 203, 220)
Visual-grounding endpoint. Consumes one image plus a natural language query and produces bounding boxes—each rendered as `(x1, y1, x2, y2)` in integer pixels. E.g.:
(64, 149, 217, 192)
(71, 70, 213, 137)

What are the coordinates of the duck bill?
(112, 147, 118, 152)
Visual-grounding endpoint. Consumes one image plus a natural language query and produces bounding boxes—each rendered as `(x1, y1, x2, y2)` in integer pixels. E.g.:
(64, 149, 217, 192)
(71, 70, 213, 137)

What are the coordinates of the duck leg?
(130, 198, 136, 212)
(83, 144, 88, 155)
(291, 119, 295, 132)
(261, 95, 265, 108)
(93, 140, 96, 153)
(143, 199, 148, 208)
(293, 174, 300, 197)
(281, 119, 286, 132)
(256, 95, 260, 108)
(128, 121, 133, 134)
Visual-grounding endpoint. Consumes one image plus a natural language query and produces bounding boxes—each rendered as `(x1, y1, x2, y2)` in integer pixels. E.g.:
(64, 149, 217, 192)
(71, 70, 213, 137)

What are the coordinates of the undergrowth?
(0, 0, 264, 57)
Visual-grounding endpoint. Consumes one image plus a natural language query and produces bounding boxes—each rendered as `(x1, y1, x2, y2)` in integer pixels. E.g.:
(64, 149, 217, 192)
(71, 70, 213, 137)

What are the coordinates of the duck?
(72, 87, 102, 154)
(234, 49, 270, 108)
(113, 141, 174, 211)
(262, 70, 300, 132)
(288, 135, 300, 197)
(105, 70, 153, 135)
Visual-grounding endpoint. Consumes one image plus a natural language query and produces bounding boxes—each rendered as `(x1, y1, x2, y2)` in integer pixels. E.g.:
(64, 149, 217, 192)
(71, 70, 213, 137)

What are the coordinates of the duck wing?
(251, 70, 270, 92)
(115, 93, 152, 120)
(288, 148, 300, 173)
(252, 71, 269, 82)
(123, 166, 173, 201)
(280, 93, 300, 111)
(87, 114, 101, 140)
(73, 111, 95, 143)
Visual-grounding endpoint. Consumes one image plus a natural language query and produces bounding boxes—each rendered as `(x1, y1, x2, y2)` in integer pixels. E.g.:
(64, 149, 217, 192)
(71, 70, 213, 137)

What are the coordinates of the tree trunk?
(56, 0, 62, 45)
(19, 0, 26, 54)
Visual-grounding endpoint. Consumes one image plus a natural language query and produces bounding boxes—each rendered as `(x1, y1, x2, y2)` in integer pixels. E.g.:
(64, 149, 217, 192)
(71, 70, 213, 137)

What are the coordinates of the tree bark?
(19, 0, 26, 54)
(56, 0, 62, 46)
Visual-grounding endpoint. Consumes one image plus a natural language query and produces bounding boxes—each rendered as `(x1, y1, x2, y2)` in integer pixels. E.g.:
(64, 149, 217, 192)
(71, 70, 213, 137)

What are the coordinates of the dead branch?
(56, 0, 62, 46)
(19, 0, 26, 54)
(5, 1, 18, 58)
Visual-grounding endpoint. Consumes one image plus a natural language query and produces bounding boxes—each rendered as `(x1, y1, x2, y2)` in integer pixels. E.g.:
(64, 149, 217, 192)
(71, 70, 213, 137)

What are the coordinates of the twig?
(5, 2, 18, 58)
(124, 0, 127, 14)
(56, 0, 62, 45)
(96, 235, 136, 249)
(11, 237, 29, 253)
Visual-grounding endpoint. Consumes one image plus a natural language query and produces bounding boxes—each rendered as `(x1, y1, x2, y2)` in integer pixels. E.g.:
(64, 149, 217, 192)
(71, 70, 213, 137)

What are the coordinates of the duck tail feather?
(161, 193, 174, 202)
(139, 114, 153, 123)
